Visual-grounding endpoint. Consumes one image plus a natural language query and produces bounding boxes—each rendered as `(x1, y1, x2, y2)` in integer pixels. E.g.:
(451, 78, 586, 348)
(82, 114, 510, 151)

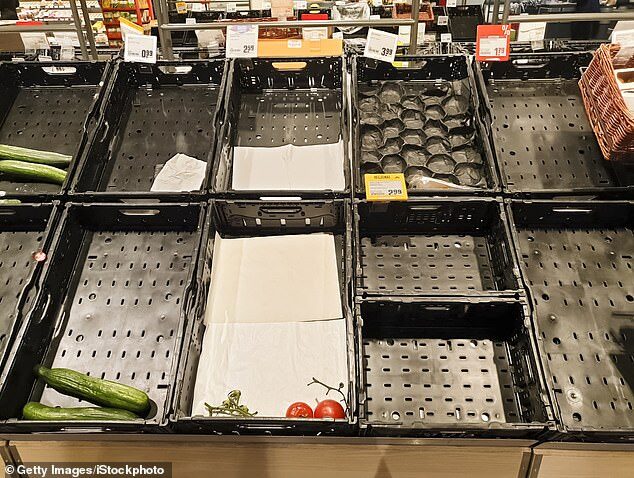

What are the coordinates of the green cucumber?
(0, 160, 67, 185)
(35, 365, 151, 415)
(23, 402, 138, 421)
(0, 144, 72, 167)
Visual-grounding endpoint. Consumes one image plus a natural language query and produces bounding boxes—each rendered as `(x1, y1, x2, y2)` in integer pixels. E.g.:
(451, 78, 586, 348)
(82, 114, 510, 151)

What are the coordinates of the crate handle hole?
(272, 61, 307, 71)
(119, 209, 160, 216)
(42, 66, 77, 75)
(158, 65, 192, 74)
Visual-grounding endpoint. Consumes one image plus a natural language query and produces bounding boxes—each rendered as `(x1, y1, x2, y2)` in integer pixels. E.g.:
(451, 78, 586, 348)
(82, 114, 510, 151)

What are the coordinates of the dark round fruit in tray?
(401, 129, 426, 146)
(379, 137, 404, 156)
(360, 85, 381, 97)
(425, 104, 446, 121)
(454, 162, 484, 187)
(401, 145, 428, 165)
(401, 109, 425, 129)
(378, 103, 403, 121)
(359, 95, 380, 113)
(361, 112, 385, 126)
(361, 161, 383, 175)
(402, 95, 425, 111)
(427, 154, 456, 174)
(381, 155, 407, 173)
(452, 147, 482, 164)
(449, 132, 475, 148)
(434, 173, 460, 185)
(361, 126, 384, 150)
(442, 96, 470, 116)
(426, 136, 451, 156)
(424, 120, 448, 138)
(383, 118, 405, 139)
(361, 150, 382, 164)
(379, 82, 405, 104)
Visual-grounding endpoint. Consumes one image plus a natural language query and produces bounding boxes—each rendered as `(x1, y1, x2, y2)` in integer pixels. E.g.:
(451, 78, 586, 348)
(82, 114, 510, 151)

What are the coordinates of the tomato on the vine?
(314, 400, 345, 419)
(286, 402, 314, 418)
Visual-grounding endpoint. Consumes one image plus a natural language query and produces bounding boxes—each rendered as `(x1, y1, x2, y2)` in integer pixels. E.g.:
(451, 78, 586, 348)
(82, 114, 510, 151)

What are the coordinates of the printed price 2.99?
(243, 44, 255, 54)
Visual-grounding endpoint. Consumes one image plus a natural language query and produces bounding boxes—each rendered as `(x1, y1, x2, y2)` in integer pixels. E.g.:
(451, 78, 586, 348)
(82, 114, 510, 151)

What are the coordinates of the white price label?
(185, 17, 196, 25)
(447, 0, 457, 7)
(294, 0, 307, 9)
(437, 15, 448, 26)
(397, 23, 425, 45)
(38, 55, 53, 62)
(124, 34, 157, 64)
(287, 39, 302, 48)
(263, 1, 271, 8)
(364, 28, 398, 63)
(226, 2, 237, 12)
(478, 36, 507, 58)
(440, 33, 452, 43)
(369, 14, 381, 20)
(374, 0, 382, 5)
(333, 31, 344, 39)
(226, 24, 259, 58)
(191, 2, 204, 12)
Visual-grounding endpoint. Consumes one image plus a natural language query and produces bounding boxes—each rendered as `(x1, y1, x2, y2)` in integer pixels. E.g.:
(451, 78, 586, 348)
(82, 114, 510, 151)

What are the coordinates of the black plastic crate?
(171, 199, 356, 434)
(357, 297, 553, 437)
(70, 60, 227, 200)
(0, 203, 205, 432)
(0, 61, 111, 199)
(507, 200, 634, 440)
(0, 203, 58, 374)
(211, 57, 351, 200)
(447, 6, 483, 42)
(476, 52, 634, 197)
(351, 54, 498, 196)
(355, 199, 521, 297)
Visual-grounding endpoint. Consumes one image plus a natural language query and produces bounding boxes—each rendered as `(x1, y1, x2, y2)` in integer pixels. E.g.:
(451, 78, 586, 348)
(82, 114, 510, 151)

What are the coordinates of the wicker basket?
(579, 44, 634, 161)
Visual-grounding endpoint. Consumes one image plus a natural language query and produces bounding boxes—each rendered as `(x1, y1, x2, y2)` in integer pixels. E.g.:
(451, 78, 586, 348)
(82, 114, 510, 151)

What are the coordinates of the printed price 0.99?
(140, 49, 154, 59)
(381, 47, 393, 57)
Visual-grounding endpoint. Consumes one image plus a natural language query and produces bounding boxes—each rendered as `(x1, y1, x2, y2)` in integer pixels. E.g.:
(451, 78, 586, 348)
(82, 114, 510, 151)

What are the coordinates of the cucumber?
(23, 402, 138, 421)
(0, 144, 72, 167)
(35, 365, 151, 415)
(0, 160, 67, 185)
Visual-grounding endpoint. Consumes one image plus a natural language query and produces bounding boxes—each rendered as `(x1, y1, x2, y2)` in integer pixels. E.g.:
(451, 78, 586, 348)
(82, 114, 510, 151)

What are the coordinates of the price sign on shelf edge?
(226, 24, 259, 58)
(364, 28, 398, 64)
(124, 34, 157, 64)
(447, 0, 457, 7)
(476, 24, 511, 62)
(365, 173, 408, 202)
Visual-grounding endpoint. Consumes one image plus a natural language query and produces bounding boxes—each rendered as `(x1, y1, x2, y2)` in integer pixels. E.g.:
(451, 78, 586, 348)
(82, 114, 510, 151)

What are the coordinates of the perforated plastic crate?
(508, 200, 634, 440)
(0, 203, 205, 432)
(352, 54, 498, 196)
(0, 61, 110, 199)
(71, 60, 226, 199)
(355, 199, 522, 297)
(0, 203, 57, 374)
(171, 199, 356, 434)
(447, 6, 483, 42)
(211, 57, 351, 200)
(476, 52, 634, 196)
(357, 297, 553, 437)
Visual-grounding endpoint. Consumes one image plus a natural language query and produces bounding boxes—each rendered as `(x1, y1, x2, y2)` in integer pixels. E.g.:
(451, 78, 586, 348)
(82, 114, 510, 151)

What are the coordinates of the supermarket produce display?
(0, 44, 632, 444)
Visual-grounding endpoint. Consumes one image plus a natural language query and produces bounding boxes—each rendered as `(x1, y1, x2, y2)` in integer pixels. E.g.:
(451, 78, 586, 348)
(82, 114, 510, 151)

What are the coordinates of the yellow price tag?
(365, 173, 408, 201)
(175, 1, 187, 14)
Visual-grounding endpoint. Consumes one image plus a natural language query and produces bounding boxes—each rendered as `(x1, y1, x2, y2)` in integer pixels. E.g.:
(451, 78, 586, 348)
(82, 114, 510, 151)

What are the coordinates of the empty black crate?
(171, 199, 356, 434)
(355, 199, 521, 296)
(358, 298, 553, 437)
(352, 54, 498, 195)
(71, 60, 226, 199)
(0, 61, 110, 198)
(0, 203, 57, 373)
(447, 6, 483, 42)
(211, 57, 350, 198)
(476, 52, 634, 196)
(0, 203, 205, 432)
(508, 200, 634, 440)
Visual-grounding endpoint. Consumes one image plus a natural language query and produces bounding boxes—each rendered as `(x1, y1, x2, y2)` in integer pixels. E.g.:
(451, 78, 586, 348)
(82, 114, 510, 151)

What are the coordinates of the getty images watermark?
(4, 462, 172, 477)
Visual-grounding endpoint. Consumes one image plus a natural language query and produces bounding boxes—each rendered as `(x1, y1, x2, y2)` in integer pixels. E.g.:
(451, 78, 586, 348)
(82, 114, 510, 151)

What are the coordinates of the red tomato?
(286, 402, 314, 418)
(314, 400, 345, 419)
